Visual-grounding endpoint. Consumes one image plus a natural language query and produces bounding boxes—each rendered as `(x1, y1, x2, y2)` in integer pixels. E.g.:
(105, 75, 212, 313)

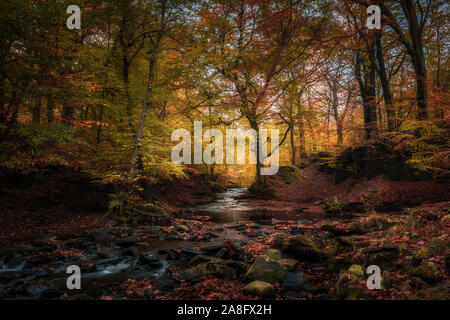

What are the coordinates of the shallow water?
(190, 188, 324, 225)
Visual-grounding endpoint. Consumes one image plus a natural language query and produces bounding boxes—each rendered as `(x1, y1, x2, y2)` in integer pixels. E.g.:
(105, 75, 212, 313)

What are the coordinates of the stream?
(0, 188, 326, 299)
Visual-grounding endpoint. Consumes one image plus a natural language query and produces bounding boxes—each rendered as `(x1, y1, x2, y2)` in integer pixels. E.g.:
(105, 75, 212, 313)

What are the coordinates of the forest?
(0, 0, 448, 301)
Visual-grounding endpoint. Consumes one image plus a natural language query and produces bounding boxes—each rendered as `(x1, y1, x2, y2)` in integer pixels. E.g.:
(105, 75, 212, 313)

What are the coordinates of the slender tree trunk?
(336, 120, 343, 146)
(32, 98, 42, 124)
(47, 100, 54, 123)
(290, 121, 296, 165)
(129, 51, 157, 178)
(62, 106, 75, 123)
(298, 123, 306, 159)
(248, 116, 262, 186)
(123, 56, 135, 133)
(375, 32, 394, 130)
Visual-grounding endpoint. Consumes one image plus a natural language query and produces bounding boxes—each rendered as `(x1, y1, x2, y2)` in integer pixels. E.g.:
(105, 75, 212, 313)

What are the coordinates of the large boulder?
(273, 235, 337, 260)
(245, 255, 286, 283)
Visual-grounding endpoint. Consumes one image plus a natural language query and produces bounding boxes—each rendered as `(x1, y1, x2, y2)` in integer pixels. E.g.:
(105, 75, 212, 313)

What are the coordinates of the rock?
(282, 271, 315, 293)
(414, 247, 431, 263)
(202, 244, 225, 254)
(282, 291, 298, 300)
(411, 262, 444, 283)
(362, 243, 399, 267)
(347, 264, 365, 280)
(320, 224, 348, 236)
(137, 253, 163, 268)
(245, 255, 286, 283)
(184, 262, 236, 280)
(326, 257, 353, 273)
(441, 215, 450, 223)
(282, 258, 299, 271)
(158, 248, 179, 259)
(26, 284, 49, 296)
(181, 247, 205, 256)
(273, 235, 337, 261)
(121, 247, 138, 257)
(175, 224, 190, 233)
(263, 249, 281, 260)
(187, 255, 247, 273)
(243, 281, 275, 298)
(116, 236, 139, 248)
(348, 216, 394, 234)
(188, 255, 216, 266)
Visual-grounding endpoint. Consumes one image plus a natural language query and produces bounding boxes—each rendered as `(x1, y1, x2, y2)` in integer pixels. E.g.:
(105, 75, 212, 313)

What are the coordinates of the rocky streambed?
(0, 189, 449, 300)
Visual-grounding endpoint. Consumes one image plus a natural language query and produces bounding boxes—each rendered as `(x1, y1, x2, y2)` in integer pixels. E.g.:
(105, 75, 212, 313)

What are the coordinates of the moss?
(414, 247, 431, 263)
(348, 264, 365, 280)
(273, 235, 337, 260)
(428, 237, 448, 255)
(263, 249, 281, 260)
(349, 215, 395, 234)
(185, 262, 237, 280)
(323, 197, 342, 214)
(243, 281, 275, 298)
(411, 262, 444, 283)
(245, 255, 286, 283)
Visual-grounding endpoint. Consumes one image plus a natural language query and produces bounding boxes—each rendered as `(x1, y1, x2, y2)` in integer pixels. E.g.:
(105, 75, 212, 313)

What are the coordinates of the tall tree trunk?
(62, 106, 75, 123)
(375, 32, 394, 130)
(129, 51, 157, 179)
(336, 120, 343, 146)
(47, 100, 54, 123)
(248, 116, 262, 186)
(399, 0, 429, 120)
(290, 121, 296, 165)
(356, 50, 378, 140)
(123, 56, 135, 133)
(128, 0, 166, 180)
(298, 123, 307, 159)
(32, 98, 42, 124)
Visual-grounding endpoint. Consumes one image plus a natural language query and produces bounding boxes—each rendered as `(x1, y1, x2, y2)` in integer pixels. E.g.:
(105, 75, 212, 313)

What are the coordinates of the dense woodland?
(0, 0, 449, 301)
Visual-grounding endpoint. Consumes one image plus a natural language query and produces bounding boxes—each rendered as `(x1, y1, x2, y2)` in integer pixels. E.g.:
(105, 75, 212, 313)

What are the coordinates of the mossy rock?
(362, 243, 399, 267)
(188, 255, 247, 273)
(414, 247, 431, 263)
(428, 237, 448, 255)
(411, 262, 444, 283)
(327, 257, 354, 273)
(243, 281, 275, 298)
(245, 255, 286, 283)
(441, 215, 450, 223)
(175, 224, 190, 233)
(273, 235, 337, 261)
(348, 216, 395, 234)
(263, 249, 281, 260)
(348, 264, 365, 280)
(184, 262, 237, 280)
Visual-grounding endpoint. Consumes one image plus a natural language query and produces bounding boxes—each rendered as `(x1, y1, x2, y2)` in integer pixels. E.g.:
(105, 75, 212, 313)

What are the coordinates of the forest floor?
(0, 162, 449, 300)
